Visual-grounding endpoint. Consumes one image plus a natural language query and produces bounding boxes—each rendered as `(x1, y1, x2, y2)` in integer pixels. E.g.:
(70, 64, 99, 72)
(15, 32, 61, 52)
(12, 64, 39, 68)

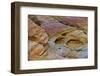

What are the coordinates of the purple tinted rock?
(41, 21, 67, 36)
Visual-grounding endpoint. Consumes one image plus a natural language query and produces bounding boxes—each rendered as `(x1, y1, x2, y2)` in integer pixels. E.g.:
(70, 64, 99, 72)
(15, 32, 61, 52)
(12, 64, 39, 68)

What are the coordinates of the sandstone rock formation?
(28, 15, 88, 60)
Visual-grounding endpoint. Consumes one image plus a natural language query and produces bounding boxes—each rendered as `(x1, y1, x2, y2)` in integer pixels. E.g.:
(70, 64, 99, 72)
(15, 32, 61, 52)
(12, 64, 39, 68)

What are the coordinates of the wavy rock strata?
(28, 15, 88, 60)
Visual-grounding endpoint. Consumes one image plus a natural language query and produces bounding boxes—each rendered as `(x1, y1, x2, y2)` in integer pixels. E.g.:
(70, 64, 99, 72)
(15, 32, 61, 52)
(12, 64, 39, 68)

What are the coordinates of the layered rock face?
(28, 15, 88, 60)
(28, 19, 49, 60)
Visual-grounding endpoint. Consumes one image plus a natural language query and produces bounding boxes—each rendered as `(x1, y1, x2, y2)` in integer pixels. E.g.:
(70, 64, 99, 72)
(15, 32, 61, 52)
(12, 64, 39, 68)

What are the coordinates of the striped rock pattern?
(28, 15, 88, 60)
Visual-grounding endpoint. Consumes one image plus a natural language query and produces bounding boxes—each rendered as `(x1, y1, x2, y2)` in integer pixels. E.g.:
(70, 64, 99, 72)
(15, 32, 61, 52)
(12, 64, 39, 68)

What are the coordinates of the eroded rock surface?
(28, 15, 88, 60)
